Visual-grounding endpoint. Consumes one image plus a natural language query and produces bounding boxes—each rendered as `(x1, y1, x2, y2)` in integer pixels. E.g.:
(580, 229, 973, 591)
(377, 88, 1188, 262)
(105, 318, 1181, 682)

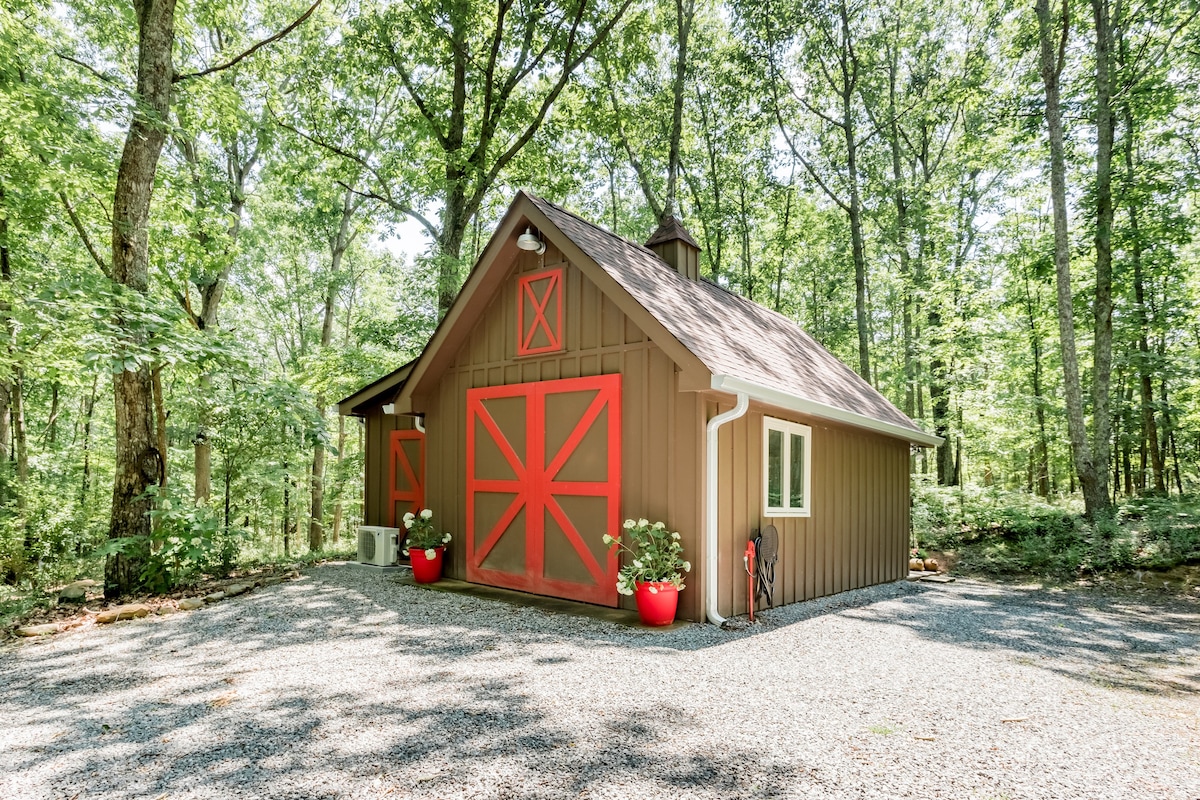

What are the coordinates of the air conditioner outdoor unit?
(357, 526, 399, 566)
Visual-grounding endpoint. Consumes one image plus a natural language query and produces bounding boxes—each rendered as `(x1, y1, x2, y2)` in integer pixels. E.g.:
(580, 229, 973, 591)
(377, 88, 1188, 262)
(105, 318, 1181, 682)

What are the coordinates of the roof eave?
(337, 360, 416, 417)
(711, 375, 944, 447)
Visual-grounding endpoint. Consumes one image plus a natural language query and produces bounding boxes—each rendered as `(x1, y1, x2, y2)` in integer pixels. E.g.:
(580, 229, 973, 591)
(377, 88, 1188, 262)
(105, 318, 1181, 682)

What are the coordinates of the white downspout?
(704, 391, 749, 625)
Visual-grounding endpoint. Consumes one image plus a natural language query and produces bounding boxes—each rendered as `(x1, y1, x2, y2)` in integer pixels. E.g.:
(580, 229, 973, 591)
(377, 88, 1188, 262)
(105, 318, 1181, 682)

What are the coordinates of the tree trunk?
(887, 50, 914, 418)
(107, 0, 178, 598)
(845, 95, 870, 382)
(195, 374, 212, 501)
(46, 383, 59, 445)
(181, 134, 248, 503)
(310, 187, 359, 551)
(663, 0, 693, 217)
(1122, 103, 1165, 494)
(1035, 0, 1108, 518)
(13, 369, 27, 504)
(1088, 0, 1117, 513)
(152, 365, 168, 491)
(1121, 381, 1133, 496)
(1159, 379, 1183, 494)
(0, 180, 11, 508)
(332, 412, 345, 545)
(80, 375, 99, 511)
(1021, 259, 1051, 497)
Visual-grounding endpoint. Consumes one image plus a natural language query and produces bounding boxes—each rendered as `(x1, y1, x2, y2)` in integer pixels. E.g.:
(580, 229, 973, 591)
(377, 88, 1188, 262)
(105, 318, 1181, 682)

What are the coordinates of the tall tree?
(289, 0, 637, 315)
(1035, 0, 1111, 517)
(741, 0, 874, 380)
(100, 0, 320, 595)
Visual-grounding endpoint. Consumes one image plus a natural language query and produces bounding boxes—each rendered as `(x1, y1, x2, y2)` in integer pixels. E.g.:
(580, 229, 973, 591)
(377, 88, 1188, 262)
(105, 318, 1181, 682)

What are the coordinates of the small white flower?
(647, 585, 658, 594)
(653, 522, 665, 530)
(633, 559, 642, 568)
(420, 509, 433, 519)
(403, 512, 415, 522)
(682, 561, 691, 572)
(671, 531, 681, 540)
(424, 548, 436, 560)
(402, 549, 409, 557)
(442, 533, 452, 543)
(637, 518, 649, 527)
(404, 519, 414, 529)
(602, 533, 613, 545)
(623, 519, 635, 529)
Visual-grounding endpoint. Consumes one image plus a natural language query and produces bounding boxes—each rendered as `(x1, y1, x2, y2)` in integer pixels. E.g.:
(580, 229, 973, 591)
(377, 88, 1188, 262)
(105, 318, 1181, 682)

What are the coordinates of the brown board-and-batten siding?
(362, 409, 417, 528)
(708, 399, 911, 620)
(412, 244, 707, 621)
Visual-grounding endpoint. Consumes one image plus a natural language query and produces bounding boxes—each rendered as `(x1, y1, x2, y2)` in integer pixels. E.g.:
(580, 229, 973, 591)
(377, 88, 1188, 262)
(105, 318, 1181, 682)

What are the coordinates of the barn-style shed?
(339, 191, 940, 623)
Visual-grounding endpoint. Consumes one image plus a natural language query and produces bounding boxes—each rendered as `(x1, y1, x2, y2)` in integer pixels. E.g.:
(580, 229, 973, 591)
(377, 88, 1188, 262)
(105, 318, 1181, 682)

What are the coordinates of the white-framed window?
(763, 417, 812, 517)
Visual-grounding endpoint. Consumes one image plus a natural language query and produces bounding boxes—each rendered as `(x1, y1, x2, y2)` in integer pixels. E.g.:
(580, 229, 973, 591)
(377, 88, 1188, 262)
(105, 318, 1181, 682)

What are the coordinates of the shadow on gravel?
(4, 567, 1195, 798)
(838, 582, 1200, 695)
(0, 570, 824, 798)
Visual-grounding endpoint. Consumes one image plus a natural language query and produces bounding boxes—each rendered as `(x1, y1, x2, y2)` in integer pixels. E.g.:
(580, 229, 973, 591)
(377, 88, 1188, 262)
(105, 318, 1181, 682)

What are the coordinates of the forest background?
(1, 0, 1198, 602)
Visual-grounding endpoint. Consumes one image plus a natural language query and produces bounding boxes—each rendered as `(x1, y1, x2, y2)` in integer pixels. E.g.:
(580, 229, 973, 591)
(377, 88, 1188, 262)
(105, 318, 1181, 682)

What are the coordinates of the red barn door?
(388, 429, 425, 526)
(466, 375, 621, 606)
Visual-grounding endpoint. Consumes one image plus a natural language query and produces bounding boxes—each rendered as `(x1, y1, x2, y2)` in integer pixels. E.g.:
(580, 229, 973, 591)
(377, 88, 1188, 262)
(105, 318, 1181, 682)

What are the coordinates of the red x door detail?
(466, 374, 621, 606)
(516, 268, 563, 356)
(388, 429, 425, 526)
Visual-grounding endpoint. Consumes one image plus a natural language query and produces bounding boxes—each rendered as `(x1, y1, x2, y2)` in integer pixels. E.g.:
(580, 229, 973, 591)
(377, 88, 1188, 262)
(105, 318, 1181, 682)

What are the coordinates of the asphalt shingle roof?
(526, 192, 925, 436)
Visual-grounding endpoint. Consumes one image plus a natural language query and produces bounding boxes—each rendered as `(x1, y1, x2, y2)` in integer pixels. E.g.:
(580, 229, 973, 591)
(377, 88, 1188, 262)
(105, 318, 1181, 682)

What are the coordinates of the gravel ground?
(1, 566, 1197, 800)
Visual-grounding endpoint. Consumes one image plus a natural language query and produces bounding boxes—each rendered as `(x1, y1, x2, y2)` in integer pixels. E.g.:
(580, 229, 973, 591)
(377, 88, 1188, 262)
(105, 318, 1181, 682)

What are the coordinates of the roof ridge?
(529, 190, 829, 353)
(523, 191, 663, 261)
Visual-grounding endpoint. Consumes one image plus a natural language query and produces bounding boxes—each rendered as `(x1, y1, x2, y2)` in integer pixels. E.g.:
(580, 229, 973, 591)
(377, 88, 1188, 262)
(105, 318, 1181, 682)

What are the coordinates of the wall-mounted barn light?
(517, 226, 546, 255)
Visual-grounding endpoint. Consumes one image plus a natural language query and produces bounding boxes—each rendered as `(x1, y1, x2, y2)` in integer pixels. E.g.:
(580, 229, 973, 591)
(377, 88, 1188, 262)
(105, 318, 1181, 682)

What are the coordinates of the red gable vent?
(516, 268, 564, 356)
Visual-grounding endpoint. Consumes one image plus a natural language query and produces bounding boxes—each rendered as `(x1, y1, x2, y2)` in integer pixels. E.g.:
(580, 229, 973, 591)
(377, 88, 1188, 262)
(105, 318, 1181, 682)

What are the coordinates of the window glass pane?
(767, 429, 783, 508)
(789, 432, 805, 508)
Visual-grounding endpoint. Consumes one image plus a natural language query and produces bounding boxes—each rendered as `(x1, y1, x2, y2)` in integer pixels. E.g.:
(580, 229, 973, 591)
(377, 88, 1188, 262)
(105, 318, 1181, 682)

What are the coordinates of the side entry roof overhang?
(337, 359, 416, 417)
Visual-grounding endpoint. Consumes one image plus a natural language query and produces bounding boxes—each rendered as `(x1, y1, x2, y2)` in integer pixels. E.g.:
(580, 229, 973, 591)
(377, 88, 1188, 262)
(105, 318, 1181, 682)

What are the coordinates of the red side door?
(388, 429, 425, 526)
(466, 374, 621, 606)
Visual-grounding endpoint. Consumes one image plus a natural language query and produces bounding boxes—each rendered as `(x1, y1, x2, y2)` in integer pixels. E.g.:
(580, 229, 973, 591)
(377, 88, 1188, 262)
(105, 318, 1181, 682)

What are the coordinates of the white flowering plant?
(402, 508, 452, 559)
(603, 519, 690, 596)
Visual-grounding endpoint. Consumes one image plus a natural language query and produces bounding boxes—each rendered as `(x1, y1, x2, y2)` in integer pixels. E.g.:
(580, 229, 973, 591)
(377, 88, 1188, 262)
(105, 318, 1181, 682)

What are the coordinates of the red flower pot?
(634, 581, 679, 626)
(409, 546, 445, 583)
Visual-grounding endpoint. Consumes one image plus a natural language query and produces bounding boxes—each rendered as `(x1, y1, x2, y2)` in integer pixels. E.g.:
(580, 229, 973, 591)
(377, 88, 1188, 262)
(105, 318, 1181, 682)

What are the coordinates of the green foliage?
(604, 518, 692, 595)
(3, 0, 1200, 607)
(105, 486, 251, 592)
(914, 485, 1200, 578)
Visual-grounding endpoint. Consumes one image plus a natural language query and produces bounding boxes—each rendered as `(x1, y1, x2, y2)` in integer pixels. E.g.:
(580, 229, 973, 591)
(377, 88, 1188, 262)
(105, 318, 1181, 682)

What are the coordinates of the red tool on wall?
(744, 539, 757, 623)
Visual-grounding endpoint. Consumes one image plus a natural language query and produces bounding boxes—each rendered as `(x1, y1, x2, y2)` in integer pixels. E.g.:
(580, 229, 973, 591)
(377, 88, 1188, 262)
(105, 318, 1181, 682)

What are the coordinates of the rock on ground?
(14, 623, 58, 637)
(94, 604, 152, 624)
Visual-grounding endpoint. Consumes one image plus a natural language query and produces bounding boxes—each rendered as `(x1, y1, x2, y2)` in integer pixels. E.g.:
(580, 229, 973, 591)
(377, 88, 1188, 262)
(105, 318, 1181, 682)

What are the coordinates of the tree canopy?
(2, 0, 1199, 594)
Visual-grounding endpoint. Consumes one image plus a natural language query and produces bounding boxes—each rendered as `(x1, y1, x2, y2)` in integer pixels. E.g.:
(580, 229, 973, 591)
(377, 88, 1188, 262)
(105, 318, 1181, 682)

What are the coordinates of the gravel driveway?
(2, 565, 1197, 799)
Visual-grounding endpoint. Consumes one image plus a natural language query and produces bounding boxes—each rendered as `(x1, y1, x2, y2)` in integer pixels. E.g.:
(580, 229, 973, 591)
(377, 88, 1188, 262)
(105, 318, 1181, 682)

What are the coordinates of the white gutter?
(710, 375, 943, 448)
(704, 392, 749, 626)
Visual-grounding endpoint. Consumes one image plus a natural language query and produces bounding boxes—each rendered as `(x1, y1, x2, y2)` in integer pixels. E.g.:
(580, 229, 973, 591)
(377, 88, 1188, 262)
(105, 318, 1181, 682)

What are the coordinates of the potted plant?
(403, 509, 452, 583)
(604, 518, 690, 626)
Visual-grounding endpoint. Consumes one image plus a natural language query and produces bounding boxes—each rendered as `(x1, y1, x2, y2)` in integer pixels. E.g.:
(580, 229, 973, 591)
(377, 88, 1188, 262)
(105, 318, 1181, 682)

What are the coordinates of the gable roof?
(524, 194, 940, 446)
(390, 190, 938, 446)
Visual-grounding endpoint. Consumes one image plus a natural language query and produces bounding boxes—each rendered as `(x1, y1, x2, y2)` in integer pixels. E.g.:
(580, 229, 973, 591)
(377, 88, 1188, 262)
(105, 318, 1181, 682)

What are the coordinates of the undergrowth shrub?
(913, 481, 1200, 578)
(0, 482, 106, 591)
